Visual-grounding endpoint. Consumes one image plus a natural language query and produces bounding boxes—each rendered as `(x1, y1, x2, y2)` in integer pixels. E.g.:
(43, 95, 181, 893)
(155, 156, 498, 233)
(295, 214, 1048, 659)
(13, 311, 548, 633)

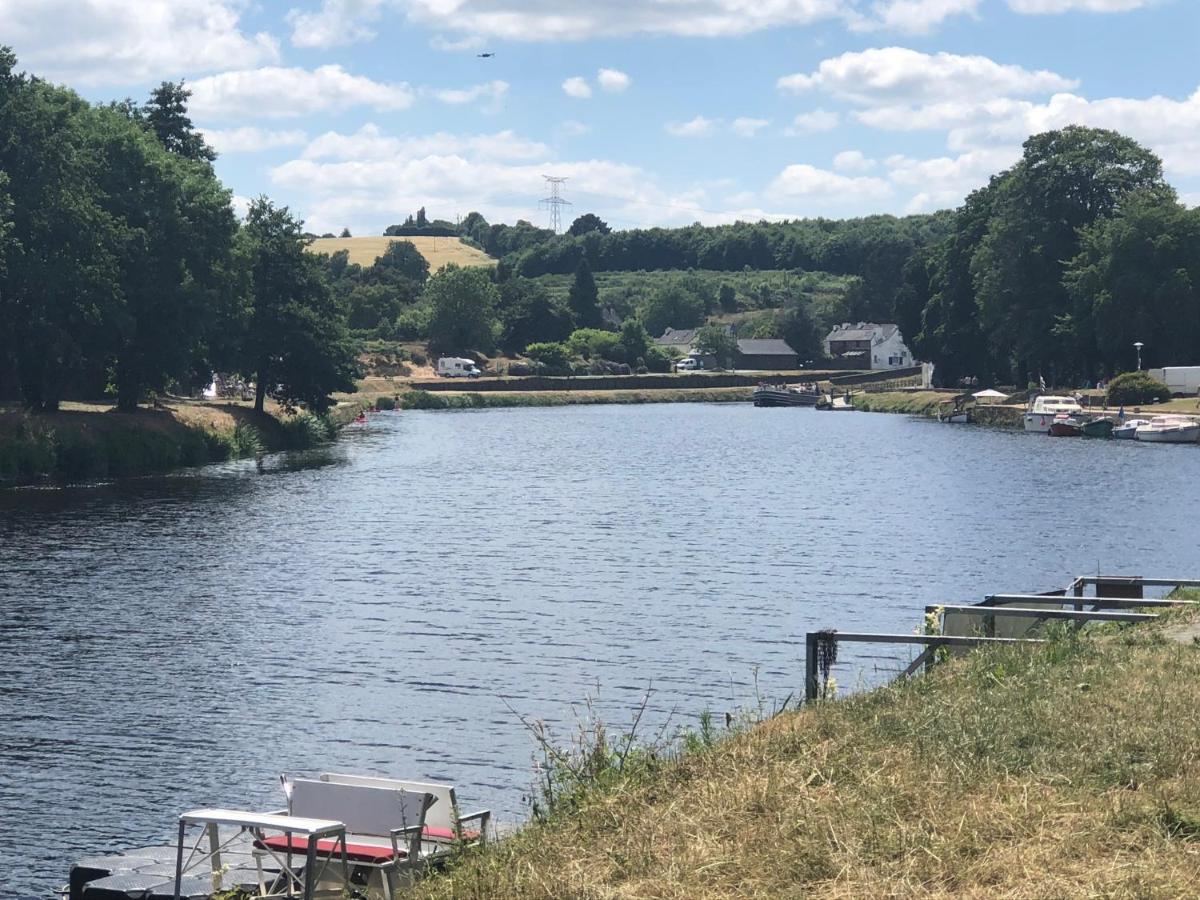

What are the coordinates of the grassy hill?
(307, 236, 495, 271)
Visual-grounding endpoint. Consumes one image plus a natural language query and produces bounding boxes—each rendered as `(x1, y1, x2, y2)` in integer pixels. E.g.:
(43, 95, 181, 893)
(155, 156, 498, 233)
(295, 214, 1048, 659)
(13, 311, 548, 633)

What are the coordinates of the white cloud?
(202, 127, 308, 154)
(189, 65, 415, 120)
(732, 117, 770, 137)
(884, 147, 1021, 210)
(771, 164, 893, 200)
(288, 0, 385, 48)
(665, 116, 717, 137)
(785, 110, 840, 134)
(231, 195, 252, 220)
(562, 76, 593, 99)
(855, 96, 1034, 130)
(852, 0, 981, 34)
(0, 0, 279, 85)
(427, 80, 509, 106)
(945, 88, 1200, 178)
(1008, 0, 1154, 12)
(778, 47, 1077, 104)
(597, 68, 632, 93)
(302, 124, 549, 162)
(833, 150, 877, 172)
(399, 0, 853, 40)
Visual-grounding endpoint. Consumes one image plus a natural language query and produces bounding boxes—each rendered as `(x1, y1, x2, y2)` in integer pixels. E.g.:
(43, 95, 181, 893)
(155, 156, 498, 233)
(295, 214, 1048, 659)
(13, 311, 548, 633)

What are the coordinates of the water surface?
(2, 404, 1197, 897)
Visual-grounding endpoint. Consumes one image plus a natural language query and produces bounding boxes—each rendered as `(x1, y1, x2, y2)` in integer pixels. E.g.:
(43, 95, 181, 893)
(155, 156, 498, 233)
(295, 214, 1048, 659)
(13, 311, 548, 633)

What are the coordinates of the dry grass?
(414, 602, 1200, 899)
(307, 236, 495, 271)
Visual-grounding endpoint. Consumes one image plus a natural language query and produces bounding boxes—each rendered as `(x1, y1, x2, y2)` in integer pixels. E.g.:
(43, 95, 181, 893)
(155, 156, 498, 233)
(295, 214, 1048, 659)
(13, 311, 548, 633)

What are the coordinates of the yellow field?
(307, 236, 495, 271)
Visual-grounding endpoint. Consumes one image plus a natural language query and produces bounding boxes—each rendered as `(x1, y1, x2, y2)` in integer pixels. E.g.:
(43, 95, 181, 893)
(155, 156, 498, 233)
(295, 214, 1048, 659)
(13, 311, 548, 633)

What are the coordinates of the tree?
(425, 264, 500, 353)
(238, 198, 357, 412)
(0, 49, 123, 410)
(416, 207, 428, 228)
(142, 81, 215, 162)
(779, 301, 823, 364)
(567, 257, 602, 328)
(567, 328, 622, 361)
(568, 213, 610, 237)
(718, 283, 737, 313)
(498, 278, 573, 353)
(638, 283, 705, 337)
(371, 240, 430, 284)
(1066, 190, 1200, 372)
(618, 319, 651, 365)
(693, 324, 738, 368)
(339, 227, 351, 238)
(973, 127, 1165, 383)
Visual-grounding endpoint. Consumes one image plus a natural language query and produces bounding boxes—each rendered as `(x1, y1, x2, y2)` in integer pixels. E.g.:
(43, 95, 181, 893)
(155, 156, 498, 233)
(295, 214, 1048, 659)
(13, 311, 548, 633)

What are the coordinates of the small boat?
(1113, 418, 1150, 440)
(1048, 414, 1081, 437)
(753, 382, 820, 407)
(1024, 395, 1084, 433)
(816, 392, 855, 411)
(940, 410, 971, 423)
(1080, 417, 1115, 438)
(1135, 415, 1200, 443)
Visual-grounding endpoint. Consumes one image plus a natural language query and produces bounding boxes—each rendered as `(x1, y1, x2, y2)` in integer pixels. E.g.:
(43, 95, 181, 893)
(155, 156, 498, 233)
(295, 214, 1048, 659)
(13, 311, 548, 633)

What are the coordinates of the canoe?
(1080, 418, 1114, 438)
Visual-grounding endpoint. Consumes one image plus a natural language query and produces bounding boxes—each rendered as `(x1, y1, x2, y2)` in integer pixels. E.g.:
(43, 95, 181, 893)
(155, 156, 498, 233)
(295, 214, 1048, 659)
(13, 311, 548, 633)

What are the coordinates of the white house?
(823, 322, 915, 370)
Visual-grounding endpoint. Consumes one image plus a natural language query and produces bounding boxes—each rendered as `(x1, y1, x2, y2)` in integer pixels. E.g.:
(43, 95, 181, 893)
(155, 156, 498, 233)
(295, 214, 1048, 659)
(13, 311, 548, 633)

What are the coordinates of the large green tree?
(567, 257, 602, 328)
(638, 282, 704, 338)
(1066, 189, 1200, 372)
(426, 263, 500, 353)
(498, 277, 573, 353)
(238, 198, 357, 412)
(972, 127, 1165, 383)
(142, 81, 216, 163)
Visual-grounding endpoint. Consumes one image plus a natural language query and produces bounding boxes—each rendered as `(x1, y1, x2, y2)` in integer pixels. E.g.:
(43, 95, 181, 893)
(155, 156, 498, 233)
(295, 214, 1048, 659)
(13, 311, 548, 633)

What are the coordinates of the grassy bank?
(394, 387, 754, 410)
(414, 599, 1200, 898)
(0, 401, 342, 484)
(855, 391, 1026, 428)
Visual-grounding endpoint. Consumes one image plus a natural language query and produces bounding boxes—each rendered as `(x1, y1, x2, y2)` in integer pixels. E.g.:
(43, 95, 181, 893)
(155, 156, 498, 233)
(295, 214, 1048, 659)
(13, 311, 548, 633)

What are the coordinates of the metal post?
(173, 820, 186, 900)
(303, 838, 317, 900)
(805, 633, 819, 701)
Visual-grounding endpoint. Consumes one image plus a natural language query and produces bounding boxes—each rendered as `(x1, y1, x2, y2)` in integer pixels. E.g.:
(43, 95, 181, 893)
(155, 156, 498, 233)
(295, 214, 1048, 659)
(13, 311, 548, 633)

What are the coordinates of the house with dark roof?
(823, 322, 914, 370)
(736, 338, 798, 370)
(653, 327, 701, 352)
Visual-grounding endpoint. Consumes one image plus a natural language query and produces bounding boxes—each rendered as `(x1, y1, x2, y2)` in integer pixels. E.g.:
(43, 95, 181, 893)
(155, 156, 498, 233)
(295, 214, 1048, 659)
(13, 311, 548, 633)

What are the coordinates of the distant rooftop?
(737, 338, 796, 356)
(654, 327, 699, 347)
(825, 322, 899, 343)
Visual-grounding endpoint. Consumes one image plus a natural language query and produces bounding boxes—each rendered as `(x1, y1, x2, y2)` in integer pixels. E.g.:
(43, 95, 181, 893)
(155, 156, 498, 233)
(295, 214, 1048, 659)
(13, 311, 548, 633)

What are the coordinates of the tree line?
(0, 50, 356, 413)
(897, 126, 1200, 385)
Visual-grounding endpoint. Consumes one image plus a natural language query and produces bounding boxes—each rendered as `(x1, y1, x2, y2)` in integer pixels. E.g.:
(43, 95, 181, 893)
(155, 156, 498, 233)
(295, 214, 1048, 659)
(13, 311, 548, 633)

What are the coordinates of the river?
(2, 403, 1198, 897)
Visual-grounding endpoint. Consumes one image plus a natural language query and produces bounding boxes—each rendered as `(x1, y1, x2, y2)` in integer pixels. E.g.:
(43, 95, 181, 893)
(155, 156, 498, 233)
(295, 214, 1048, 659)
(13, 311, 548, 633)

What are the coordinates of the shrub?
(374, 395, 397, 411)
(281, 412, 334, 449)
(230, 421, 265, 456)
(525, 341, 573, 376)
(410, 350, 427, 367)
(644, 346, 675, 373)
(1107, 371, 1170, 405)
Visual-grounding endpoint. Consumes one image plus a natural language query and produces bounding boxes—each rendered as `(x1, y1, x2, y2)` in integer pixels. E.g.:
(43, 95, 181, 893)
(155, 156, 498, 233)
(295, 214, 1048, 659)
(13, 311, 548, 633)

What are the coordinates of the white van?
(436, 357, 482, 378)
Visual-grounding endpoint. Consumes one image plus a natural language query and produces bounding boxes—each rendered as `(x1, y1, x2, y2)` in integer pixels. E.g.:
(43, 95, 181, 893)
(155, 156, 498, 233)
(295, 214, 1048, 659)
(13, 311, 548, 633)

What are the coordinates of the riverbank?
(414, 596, 1200, 899)
(853, 390, 1026, 427)
(393, 386, 753, 410)
(0, 400, 351, 484)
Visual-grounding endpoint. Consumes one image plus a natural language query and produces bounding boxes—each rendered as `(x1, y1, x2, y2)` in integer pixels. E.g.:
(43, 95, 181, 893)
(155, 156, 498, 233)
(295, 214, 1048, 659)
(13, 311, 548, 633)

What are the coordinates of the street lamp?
(1134, 341, 1144, 371)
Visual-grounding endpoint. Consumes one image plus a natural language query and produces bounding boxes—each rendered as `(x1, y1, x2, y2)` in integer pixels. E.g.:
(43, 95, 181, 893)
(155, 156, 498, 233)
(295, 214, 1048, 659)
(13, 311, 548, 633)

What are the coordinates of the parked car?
(676, 358, 700, 371)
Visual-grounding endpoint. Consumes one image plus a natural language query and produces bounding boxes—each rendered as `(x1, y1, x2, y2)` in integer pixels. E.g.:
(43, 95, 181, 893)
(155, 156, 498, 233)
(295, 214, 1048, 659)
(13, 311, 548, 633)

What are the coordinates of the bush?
(1107, 371, 1170, 405)
(410, 350, 427, 366)
(374, 395, 397, 411)
(644, 346, 676, 373)
(525, 341, 573, 376)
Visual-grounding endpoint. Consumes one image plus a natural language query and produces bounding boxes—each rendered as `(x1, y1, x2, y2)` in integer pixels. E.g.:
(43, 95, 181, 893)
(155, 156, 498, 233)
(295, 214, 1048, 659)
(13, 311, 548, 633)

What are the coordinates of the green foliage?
(498, 278, 573, 353)
(693, 324, 738, 367)
(639, 283, 705, 337)
(524, 341, 573, 375)
(718, 283, 737, 312)
(230, 421, 264, 456)
(239, 198, 359, 413)
(566, 328, 622, 362)
(567, 257, 602, 329)
(280, 411, 334, 449)
(374, 395, 396, 411)
(618, 319, 651, 366)
(425, 264, 500, 354)
(1106, 371, 1170, 405)
(567, 213, 611, 237)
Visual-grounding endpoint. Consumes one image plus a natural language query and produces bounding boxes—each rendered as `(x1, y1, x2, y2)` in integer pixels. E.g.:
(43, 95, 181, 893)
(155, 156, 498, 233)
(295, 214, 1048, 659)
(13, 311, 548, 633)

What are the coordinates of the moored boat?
(1080, 417, 1115, 438)
(1113, 418, 1150, 440)
(1048, 414, 1082, 437)
(1135, 415, 1200, 443)
(753, 382, 820, 407)
(1024, 395, 1084, 433)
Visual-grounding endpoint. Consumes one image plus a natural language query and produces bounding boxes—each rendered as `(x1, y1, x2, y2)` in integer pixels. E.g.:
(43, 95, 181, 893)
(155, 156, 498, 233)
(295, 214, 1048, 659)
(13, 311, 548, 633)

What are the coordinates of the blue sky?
(5, 0, 1198, 233)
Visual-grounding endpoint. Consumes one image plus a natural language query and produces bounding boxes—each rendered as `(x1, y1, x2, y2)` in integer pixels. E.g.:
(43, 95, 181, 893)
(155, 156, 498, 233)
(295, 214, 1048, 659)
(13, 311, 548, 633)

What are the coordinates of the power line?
(539, 175, 571, 233)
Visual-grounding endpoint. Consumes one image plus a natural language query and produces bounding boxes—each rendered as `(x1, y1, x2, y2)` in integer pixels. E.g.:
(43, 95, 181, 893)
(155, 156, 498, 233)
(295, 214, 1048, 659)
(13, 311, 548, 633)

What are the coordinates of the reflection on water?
(2, 404, 1199, 897)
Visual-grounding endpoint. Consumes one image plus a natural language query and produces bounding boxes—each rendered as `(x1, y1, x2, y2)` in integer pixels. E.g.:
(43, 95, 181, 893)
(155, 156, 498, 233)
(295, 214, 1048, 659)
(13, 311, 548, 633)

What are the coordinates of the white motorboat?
(1023, 395, 1084, 433)
(1113, 418, 1150, 440)
(1134, 415, 1200, 443)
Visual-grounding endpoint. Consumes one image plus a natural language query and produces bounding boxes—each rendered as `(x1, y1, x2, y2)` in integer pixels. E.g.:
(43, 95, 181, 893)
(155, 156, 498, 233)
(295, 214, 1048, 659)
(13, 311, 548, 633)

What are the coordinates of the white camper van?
(437, 356, 482, 378)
